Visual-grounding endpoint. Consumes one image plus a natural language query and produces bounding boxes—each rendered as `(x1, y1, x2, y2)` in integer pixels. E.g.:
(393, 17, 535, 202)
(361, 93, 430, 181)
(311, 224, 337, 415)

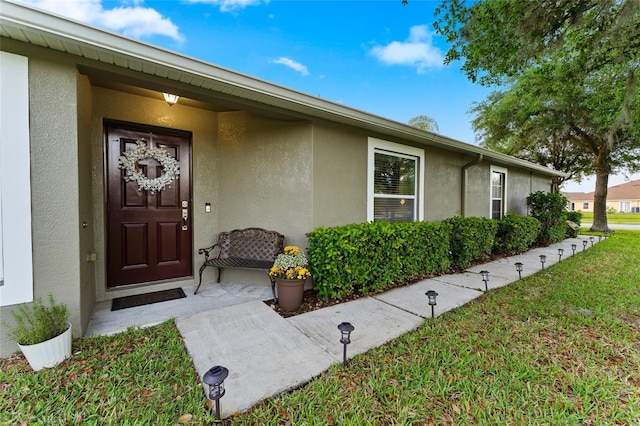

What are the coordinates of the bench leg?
(195, 263, 207, 295)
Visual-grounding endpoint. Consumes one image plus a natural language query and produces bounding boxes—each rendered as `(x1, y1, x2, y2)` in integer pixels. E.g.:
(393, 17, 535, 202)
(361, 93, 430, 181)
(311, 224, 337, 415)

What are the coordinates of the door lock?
(182, 208, 188, 231)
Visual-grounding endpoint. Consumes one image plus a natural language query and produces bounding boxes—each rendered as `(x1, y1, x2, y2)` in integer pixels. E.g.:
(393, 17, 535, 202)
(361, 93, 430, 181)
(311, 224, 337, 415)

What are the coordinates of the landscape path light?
(425, 290, 438, 319)
(589, 236, 595, 247)
(539, 254, 546, 270)
(203, 365, 229, 423)
(515, 262, 523, 280)
(582, 239, 588, 251)
(598, 235, 602, 242)
(480, 270, 490, 292)
(571, 244, 577, 255)
(558, 248, 564, 262)
(338, 322, 354, 367)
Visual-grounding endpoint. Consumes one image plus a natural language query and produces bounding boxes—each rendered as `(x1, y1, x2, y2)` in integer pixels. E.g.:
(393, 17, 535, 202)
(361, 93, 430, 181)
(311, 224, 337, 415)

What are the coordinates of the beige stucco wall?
(0, 47, 84, 357)
(425, 148, 466, 221)
(90, 87, 219, 301)
(312, 124, 367, 227)
(77, 74, 96, 330)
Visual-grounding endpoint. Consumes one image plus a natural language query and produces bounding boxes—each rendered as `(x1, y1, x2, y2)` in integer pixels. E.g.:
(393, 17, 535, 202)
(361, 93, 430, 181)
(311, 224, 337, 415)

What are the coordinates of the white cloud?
(271, 57, 309, 76)
(18, 0, 184, 42)
(185, 0, 268, 13)
(370, 25, 444, 73)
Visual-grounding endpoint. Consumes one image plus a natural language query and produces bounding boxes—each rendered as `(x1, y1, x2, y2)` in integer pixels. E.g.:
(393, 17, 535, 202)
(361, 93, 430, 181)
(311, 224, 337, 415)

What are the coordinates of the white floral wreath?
(118, 139, 180, 193)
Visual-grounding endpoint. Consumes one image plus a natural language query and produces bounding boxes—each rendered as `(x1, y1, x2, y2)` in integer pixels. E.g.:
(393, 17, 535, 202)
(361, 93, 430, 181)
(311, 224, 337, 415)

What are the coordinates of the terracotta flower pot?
(276, 279, 305, 311)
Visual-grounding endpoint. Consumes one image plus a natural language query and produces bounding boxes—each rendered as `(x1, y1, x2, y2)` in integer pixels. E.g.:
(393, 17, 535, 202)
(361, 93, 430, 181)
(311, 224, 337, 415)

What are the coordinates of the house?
(564, 179, 640, 213)
(0, 1, 565, 356)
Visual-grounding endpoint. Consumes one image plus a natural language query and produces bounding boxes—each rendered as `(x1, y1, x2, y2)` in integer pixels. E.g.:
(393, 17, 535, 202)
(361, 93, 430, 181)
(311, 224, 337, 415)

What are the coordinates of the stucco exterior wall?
(424, 148, 465, 221)
(91, 87, 218, 300)
(312, 124, 367, 227)
(77, 74, 96, 331)
(0, 51, 84, 357)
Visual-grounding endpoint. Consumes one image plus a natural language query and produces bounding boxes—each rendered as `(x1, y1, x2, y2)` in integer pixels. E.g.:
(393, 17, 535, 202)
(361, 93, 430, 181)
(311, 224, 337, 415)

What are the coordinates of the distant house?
(564, 179, 640, 213)
(0, 1, 565, 356)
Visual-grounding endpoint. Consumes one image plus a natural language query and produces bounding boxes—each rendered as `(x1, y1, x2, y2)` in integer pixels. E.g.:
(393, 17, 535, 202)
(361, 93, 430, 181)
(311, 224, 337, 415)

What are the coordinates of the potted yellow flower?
(269, 246, 311, 311)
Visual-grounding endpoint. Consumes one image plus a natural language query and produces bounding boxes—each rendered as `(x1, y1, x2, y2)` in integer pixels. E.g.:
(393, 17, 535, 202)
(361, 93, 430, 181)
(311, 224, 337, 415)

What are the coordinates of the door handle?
(182, 208, 188, 231)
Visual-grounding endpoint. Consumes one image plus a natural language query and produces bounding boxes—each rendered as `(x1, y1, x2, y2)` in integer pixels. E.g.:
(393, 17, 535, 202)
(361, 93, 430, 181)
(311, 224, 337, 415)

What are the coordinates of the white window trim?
(367, 138, 425, 222)
(489, 165, 508, 219)
(0, 52, 33, 306)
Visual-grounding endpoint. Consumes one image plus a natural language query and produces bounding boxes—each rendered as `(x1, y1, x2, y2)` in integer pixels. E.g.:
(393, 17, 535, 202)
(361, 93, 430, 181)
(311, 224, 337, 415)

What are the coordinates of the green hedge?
(494, 215, 540, 254)
(528, 191, 568, 244)
(444, 216, 498, 268)
(566, 210, 583, 238)
(306, 221, 451, 300)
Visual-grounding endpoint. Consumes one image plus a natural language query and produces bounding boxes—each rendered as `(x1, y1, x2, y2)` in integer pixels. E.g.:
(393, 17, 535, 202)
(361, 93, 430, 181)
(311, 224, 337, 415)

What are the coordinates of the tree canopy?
(433, 0, 640, 231)
(408, 115, 440, 133)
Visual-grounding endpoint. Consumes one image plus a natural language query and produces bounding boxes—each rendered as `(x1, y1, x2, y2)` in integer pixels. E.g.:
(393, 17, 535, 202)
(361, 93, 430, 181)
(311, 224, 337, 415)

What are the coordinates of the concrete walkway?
(175, 236, 599, 418)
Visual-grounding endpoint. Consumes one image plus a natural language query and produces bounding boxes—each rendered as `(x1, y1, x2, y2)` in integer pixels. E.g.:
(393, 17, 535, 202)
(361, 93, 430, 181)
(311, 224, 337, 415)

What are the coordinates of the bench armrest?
(198, 243, 219, 260)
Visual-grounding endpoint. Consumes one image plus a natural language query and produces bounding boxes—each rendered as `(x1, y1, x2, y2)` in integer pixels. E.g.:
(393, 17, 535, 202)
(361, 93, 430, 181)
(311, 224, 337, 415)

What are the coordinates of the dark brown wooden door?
(106, 123, 192, 288)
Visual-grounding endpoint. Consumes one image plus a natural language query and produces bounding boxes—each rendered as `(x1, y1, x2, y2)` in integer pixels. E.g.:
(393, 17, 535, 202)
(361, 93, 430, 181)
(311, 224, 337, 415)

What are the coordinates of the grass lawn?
(2, 231, 639, 425)
(579, 212, 640, 224)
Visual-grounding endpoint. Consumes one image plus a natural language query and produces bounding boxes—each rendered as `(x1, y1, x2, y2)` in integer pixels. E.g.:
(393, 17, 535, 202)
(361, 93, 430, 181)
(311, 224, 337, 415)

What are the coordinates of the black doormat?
(111, 288, 187, 311)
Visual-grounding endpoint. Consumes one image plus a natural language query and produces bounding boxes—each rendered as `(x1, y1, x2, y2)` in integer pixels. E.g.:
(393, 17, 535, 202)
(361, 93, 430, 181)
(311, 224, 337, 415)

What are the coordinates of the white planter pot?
(18, 323, 72, 371)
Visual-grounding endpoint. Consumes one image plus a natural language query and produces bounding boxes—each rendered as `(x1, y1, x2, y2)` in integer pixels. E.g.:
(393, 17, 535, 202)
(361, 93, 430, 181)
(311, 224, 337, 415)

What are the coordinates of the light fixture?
(571, 243, 577, 255)
(582, 239, 588, 251)
(425, 290, 438, 319)
(589, 236, 595, 247)
(162, 92, 179, 106)
(539, 254, 546, 270)
(203, 365, 229, 422)
(558, 248, 564, 262)
(514, 262, 523, 280)
(338, 322, 354, 367)
(598, 235, 602, 242)
(480, 270, 489, 292)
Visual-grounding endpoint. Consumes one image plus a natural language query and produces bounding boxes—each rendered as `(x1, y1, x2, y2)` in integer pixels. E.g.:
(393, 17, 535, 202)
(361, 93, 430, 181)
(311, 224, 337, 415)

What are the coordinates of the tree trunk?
(590, 153, 610, 232)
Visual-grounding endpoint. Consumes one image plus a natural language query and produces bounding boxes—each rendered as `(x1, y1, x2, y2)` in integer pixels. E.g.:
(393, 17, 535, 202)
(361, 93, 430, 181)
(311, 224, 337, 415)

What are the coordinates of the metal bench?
(195, 228, 285, 297)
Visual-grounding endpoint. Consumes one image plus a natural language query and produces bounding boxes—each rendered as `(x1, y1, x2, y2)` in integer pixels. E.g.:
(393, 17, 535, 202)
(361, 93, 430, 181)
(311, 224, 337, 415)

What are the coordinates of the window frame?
(0, 52, 34, 306)
(489, 166, 508, 220)
(367, 138, 425, 222)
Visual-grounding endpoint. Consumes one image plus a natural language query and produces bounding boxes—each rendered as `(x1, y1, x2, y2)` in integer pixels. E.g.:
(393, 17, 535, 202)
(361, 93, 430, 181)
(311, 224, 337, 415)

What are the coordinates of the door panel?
(106, 123, 192, 288)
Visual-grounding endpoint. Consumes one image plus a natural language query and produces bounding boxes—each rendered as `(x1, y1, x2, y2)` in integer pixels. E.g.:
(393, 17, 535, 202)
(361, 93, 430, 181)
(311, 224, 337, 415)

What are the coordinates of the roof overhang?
(0, 0, 566, 178)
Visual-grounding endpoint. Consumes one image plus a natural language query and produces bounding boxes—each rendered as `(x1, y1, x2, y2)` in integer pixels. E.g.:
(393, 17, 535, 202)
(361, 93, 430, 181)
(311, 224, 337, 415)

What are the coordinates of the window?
(582, 202, 589, 210)
(620, 201, 631, 213)
(368, 138, 424, 222)
(490, 166, 507, 219)
(0, 52, 33, 306)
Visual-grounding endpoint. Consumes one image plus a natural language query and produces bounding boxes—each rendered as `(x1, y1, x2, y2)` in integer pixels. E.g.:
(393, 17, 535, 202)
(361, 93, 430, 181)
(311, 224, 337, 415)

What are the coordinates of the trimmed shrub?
(444, 216, 498, 268)
(307, 221, 451, 300)
(494, 215, 540, 254)
(528, 191, 568, 245)
(565, 210, 583, 238)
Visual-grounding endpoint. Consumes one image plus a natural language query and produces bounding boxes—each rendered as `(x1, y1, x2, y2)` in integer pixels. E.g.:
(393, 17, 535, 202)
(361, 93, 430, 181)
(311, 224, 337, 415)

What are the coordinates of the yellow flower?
(284, 246, 301, 255)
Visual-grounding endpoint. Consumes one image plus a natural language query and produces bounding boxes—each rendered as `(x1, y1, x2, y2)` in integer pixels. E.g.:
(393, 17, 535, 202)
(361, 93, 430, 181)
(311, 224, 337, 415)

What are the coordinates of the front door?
(105, 122, 192, 288)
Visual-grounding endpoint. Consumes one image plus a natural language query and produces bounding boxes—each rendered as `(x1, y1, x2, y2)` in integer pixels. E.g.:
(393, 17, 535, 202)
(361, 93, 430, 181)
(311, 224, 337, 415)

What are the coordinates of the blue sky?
(17, 0, 639, 191)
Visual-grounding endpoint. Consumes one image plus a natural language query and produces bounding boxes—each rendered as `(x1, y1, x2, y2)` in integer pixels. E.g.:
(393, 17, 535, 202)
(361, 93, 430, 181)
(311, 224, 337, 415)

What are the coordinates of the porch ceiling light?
(162, 92, 179, 106)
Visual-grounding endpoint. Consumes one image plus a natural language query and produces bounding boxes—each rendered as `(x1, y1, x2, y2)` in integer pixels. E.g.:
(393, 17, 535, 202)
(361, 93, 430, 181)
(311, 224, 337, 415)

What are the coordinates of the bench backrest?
(217, 228, 284, 261)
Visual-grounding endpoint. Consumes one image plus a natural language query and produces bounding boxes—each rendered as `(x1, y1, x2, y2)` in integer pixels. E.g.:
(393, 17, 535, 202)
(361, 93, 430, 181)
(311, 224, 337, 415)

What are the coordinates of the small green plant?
(528, 191, 568, 244)
(7, 294, 70, 345)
